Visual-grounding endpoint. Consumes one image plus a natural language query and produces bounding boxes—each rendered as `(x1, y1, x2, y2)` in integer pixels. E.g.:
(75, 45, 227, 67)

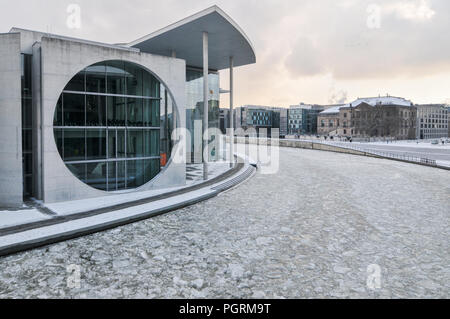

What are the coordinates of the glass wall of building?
(185, 67, 220, 163)
(21, 54, 33, 198)
(53, 60, 172, 192)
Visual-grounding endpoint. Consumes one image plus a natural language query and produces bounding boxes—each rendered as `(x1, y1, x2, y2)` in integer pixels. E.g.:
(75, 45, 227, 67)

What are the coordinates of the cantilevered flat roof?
(127, 6, 256, 71)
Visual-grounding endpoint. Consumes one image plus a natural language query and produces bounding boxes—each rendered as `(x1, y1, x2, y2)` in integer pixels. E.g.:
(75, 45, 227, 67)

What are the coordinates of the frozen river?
(0, 147, 449, 298)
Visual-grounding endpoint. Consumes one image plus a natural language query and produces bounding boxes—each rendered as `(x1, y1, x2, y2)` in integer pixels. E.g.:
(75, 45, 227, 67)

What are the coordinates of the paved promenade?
(0, 148, 448, 298)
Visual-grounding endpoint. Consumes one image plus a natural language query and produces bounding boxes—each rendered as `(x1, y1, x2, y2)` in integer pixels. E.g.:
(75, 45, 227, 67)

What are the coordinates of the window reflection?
(86, 95, 106, 126)
(63, 93, 85, 126)
(86, 64, 106, 93)
(64, 129, 85, 161)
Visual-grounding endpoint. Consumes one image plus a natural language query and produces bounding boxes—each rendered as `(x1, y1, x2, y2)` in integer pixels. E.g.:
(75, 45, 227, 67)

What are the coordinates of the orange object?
(160, 153, 167, 167)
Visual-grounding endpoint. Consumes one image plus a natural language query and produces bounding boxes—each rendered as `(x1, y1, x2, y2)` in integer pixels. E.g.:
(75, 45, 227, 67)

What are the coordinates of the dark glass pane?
(107, 162, 117, 191)
(142, 71, 152, 97)
(125, 62, 143, 96)
(135, 160, 145, 187)
(117, 130, 126, 158)
(142, 72, 160, 98)
(117, 161, 126, 190)
(144, 159, 160, 182)
(23, 153, 33, 175)
(67, 163, 87, 183)
(54, 96, 63, 126)
(152, 78, 160, 98)
(126, 160, 145, 189)
(21, 54, 32, 97)
(64, 129, 85, 161)
(126, 160, 136, 189)
(22, 129, 32, 152)
(24, 176, 32, 197)
(143, 99, 160, 127)
(65, 71, 85, 92)
(127, 130, 144, 158)
(85, 63, 106, 93)
(108, 130, 116, 159)
(106, 61, 126, 95)
(86, 129, 106, 160)
(22, 98, 32, 128)
(86, 95, 106, 126)
(86, 162, 107, 191)
(54, 129, 63, 158)
(63, 93, 85, 126)
(127, 98, 143, 126)
(107, 96, 126, 126)
(144, 129, 159, 157)
(151, 158, 160, 179)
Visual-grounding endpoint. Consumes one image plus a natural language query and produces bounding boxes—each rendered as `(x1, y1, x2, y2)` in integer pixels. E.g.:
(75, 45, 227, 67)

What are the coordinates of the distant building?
(272, 107, 289, 137)
(447, 105, 450, 137)
(318, 96, 417, 140)
(416, 104, 448, 139)
(289, 103, 325, 135)
(235, 105, 287, 137)
(219, 108, 230, 135)
(235, 105, 274, 136)
(317, 106, 342, 136)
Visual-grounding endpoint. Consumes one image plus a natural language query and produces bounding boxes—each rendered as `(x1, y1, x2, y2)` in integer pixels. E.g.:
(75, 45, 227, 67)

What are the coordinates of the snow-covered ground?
(0, 162, 231, 229)
(0, 209, 51, 229)
(0, 148, 448, 299)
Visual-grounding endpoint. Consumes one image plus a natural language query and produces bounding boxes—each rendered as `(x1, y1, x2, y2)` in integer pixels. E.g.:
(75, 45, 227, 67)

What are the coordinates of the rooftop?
(127, 6, 256, 71)
(348, 96, 413, 108)
(319, 96, 414, 115)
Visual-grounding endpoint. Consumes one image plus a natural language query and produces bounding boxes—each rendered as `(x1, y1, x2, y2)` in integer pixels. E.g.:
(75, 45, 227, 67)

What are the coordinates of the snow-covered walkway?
(0, 148, 448, 298)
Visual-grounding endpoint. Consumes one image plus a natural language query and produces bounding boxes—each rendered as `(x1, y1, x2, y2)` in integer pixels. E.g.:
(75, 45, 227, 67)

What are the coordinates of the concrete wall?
(40, 36, 186, 203)
(0, 33, 23, 208)
(234, 137, 368, 157)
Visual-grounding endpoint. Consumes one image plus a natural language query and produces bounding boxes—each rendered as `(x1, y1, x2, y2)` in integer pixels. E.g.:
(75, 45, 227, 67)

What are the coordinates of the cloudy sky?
(1, 0, 449, 107)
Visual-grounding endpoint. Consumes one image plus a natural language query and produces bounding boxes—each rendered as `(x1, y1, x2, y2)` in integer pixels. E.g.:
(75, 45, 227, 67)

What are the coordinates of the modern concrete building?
(0, 6, 256, 208)
(416, 104, 448, 139)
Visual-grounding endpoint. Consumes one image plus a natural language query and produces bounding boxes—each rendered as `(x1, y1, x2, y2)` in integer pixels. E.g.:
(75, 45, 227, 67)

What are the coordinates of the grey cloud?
(282, 0, 450, 79)
(285, 37, 325, 77)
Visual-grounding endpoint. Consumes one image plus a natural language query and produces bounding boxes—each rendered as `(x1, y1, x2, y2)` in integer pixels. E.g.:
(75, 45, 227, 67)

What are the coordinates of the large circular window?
(53, 60, 175, 191)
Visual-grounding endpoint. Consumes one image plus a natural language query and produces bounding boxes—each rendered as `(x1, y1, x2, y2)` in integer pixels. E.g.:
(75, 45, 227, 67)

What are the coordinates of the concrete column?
(165, 88, 169, 158)
(0, 33, 23, 208)
(170, 50, 177, 142)
(203, 32, 209, 180)
(32, 42, 43, 200)
(229, 56, 234, 168)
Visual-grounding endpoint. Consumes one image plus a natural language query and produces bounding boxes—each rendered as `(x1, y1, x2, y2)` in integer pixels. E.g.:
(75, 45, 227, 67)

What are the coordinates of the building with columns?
(0, 6, 256, 208)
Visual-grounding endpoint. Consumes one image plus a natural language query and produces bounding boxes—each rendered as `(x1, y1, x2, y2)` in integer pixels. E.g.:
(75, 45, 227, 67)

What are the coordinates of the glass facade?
(53, 61, 167, 191)
(21, 54, 33, 197)
(185, 67, 220, 163)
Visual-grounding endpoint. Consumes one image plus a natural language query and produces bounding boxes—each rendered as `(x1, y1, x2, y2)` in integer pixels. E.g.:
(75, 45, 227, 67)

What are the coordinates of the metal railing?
(317, 141, 438, 167)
